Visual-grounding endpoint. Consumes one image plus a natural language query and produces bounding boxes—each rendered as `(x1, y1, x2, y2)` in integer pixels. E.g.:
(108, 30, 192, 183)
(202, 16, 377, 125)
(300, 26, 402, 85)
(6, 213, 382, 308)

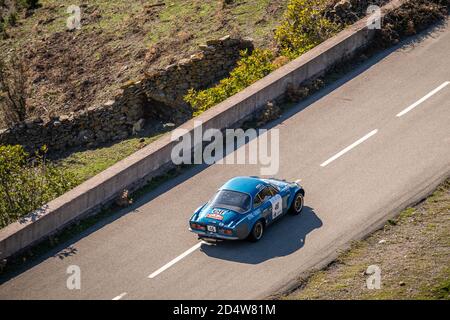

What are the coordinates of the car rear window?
(209, 190, 251, 213)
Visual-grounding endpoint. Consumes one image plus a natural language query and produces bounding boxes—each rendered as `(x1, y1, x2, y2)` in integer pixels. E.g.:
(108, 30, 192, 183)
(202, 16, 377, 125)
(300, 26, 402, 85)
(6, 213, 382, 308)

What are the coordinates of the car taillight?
(191, 223, 206, 231)
(219, 229, 233, 235)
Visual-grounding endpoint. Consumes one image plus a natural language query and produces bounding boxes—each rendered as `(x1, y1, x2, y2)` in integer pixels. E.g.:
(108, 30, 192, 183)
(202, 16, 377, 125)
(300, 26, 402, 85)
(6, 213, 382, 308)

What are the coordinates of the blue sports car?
(189, 176, 305, 242)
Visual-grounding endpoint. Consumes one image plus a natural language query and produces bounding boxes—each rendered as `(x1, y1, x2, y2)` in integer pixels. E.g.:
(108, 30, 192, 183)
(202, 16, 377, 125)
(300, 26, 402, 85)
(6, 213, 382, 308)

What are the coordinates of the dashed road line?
(148, 242, 204, 279)
(112, 292, 127, 300)
(396, 81, 450, 117)
(320, 129, 378, 167)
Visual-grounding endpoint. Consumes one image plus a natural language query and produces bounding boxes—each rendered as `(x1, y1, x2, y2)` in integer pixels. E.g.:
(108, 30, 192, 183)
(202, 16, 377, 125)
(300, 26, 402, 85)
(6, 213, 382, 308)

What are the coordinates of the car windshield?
(209, 190, 251, 213)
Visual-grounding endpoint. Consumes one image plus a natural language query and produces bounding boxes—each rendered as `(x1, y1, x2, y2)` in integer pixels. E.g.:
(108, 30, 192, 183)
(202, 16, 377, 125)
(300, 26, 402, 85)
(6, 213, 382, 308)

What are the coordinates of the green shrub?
(185, 49, 277, 115)
(0, 145, 79, 228)
(6, 11, 17, 26)
(275, 0, 340, 59)
(0, 21, 5, 37)
(19, 0, 40, 9)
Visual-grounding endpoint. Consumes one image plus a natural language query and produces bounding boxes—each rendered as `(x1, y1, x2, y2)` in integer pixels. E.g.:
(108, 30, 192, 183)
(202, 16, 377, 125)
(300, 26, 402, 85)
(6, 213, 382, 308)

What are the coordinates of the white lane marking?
(148, 242, 203, 279)
(112, 292, 127, 300)
(320, 129, 378, 167)
(396, 81, 450, 117)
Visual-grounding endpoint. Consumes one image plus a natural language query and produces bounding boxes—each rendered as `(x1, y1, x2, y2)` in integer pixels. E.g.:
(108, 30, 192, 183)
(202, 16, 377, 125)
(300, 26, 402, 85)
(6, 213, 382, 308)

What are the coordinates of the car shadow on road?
(199, 206, 322, 264)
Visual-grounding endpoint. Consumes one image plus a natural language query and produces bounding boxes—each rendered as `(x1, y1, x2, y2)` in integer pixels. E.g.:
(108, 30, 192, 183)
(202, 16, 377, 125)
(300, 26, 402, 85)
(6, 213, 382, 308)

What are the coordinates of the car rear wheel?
(290, 192, 304, 215)
(248, 220, 264, 242)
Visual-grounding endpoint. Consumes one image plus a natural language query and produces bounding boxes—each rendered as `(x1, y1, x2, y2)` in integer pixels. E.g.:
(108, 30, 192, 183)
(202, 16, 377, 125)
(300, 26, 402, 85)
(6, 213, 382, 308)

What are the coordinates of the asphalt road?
(1, 23, 450, 300)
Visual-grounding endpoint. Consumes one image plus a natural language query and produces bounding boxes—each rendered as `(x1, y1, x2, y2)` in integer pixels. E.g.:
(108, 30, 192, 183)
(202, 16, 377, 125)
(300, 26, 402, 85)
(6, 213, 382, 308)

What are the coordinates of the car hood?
(196, 206, 242, 226)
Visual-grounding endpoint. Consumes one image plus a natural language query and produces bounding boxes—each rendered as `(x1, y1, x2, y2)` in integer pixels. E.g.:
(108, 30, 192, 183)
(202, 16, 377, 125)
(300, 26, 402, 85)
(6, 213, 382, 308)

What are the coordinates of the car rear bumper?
(189, 228, 240, 240)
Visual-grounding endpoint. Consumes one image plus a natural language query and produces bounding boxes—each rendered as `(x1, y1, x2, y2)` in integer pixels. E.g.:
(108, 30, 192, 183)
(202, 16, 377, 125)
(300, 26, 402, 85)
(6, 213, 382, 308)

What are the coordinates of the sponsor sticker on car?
(270, 194, 283, 219)
(206, 208, 226, 220)
(206, 213, 224, 220)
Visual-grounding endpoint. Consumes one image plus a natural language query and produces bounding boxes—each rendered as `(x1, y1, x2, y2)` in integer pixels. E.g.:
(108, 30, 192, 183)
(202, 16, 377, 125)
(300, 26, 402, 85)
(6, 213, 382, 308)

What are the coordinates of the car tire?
(290, 192, 304, 215)
(248, 220, 264, 242)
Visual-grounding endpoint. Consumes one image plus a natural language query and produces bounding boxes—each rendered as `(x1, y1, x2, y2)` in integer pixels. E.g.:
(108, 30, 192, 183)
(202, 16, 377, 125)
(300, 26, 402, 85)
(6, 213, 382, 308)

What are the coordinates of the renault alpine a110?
(189, 176, 305, 242)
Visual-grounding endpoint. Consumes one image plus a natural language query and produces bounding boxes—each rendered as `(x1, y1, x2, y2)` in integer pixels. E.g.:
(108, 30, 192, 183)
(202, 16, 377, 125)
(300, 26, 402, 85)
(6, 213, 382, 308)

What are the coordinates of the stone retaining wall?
(140, 36, 254, 122)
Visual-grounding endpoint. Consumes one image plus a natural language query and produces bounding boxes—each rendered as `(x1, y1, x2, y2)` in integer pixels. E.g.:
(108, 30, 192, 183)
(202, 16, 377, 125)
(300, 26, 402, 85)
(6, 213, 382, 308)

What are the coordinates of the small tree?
(0, 52, 27, 126)
(275, 0, 341, 59)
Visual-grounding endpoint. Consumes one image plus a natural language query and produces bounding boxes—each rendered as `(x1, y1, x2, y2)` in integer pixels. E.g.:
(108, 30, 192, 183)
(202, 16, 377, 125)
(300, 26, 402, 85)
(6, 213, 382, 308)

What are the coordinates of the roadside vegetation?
(284, 179, 450, 300)
(0, 145, 78, 228)
(0, 129, 164, 227)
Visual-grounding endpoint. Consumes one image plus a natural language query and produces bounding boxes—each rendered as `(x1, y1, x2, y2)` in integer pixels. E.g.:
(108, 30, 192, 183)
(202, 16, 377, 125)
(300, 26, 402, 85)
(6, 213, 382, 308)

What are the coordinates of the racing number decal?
(270, 194, 283, 219)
